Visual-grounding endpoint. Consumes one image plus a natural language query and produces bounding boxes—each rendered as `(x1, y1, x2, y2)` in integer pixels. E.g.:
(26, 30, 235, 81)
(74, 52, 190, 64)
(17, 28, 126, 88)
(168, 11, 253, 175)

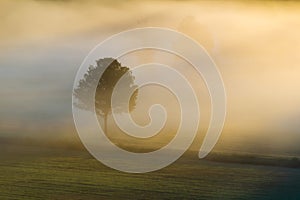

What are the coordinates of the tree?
(73, 58, 138, 134)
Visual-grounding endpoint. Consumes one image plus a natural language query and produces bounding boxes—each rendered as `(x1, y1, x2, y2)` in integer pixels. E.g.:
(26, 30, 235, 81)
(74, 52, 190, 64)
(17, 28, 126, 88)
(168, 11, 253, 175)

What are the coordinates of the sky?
(1, 0, 300, 155)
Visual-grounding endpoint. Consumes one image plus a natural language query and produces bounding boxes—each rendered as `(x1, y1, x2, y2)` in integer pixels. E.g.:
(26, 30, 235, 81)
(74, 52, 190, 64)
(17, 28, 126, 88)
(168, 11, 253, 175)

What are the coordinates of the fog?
(1, 0, 300, 155)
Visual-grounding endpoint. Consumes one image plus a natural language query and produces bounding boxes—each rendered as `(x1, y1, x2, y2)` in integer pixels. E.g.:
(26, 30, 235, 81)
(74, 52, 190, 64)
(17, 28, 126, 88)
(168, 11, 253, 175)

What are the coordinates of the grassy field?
(1, 143, 300, 200)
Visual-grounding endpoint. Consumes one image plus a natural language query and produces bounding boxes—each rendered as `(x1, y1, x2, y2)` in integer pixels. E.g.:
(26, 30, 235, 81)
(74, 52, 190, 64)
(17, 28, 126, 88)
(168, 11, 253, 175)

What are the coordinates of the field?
(1, 143, 300, 200)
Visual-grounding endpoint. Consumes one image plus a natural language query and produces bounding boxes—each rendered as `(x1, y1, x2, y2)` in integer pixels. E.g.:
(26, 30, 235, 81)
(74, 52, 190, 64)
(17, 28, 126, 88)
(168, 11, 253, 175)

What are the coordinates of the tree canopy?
(73, 58, 138, 133)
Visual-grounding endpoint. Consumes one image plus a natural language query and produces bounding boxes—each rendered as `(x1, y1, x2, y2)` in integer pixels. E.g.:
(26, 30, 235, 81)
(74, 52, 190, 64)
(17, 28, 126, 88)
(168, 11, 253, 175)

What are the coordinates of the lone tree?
(73, 58, 138, 134)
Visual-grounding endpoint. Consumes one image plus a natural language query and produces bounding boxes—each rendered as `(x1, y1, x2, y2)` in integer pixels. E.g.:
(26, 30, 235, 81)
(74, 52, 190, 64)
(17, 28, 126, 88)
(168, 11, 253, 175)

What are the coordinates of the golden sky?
(1, 0, 300, 154)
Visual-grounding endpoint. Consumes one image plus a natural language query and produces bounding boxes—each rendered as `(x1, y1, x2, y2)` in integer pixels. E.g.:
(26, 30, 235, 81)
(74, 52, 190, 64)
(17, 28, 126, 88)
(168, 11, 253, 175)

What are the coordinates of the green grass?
(1, 144, 300, 200)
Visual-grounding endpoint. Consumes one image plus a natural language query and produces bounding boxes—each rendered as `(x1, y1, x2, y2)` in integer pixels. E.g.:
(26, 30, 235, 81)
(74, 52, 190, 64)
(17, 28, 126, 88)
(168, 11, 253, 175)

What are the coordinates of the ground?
(1, 144, 300, 200)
